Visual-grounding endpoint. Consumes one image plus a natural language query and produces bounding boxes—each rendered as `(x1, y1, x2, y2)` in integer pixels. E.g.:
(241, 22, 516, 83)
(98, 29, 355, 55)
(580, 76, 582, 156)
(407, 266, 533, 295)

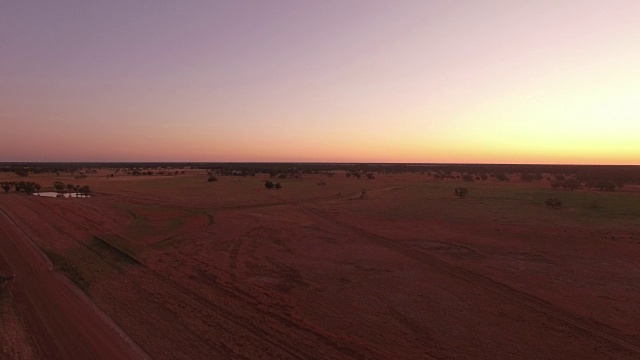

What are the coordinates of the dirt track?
(0, 205, 148, 359)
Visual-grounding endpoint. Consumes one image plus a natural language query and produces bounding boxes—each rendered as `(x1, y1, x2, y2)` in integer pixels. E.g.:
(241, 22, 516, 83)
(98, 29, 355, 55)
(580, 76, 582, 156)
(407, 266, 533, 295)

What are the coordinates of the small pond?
(34, 192, 91, 198)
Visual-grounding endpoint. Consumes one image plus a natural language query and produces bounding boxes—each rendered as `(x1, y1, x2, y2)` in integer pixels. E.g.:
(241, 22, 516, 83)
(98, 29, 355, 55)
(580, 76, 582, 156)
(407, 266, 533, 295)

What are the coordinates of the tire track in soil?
(299, 203, 640, 356)
(1, 199, 240, 358)
(9, 196, 380, 359)
(3, 198, 299, 359)
(144, 234, 387, 360)
(145, 242, 387, 357)
(0, 205, 150, 360)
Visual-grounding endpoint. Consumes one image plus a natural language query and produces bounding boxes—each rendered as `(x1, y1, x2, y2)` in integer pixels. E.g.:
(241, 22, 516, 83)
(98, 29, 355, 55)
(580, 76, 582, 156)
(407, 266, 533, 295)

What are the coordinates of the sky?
(1, 1, 639, 164)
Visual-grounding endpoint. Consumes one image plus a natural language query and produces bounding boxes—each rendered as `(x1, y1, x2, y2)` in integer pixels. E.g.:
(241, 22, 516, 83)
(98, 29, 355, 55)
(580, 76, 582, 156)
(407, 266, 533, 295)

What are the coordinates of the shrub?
(264, 181, 274, 189)
(275, 182, 282, 190)
(454, 187, 468, 198)
(207, 176, 218, 182)
(545, 198, 562, 208)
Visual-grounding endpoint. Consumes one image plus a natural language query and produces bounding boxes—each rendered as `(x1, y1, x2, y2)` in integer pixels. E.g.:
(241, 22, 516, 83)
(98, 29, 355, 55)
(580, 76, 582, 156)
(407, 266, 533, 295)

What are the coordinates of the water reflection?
(34, 192, 90, 198)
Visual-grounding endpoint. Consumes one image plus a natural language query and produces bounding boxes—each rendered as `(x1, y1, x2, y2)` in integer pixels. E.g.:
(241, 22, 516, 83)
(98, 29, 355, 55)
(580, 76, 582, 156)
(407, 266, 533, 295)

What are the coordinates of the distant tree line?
(549, 174, 619, 191)
(57, 182, 91, 196)
(1, 181, 41, 195)
(0, 181, 91, 196)
(2, 163, 639, 188)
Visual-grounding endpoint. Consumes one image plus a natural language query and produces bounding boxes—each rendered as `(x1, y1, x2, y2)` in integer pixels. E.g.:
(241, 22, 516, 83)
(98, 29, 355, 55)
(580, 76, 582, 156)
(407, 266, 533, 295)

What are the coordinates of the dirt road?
(0, 204, 148, 360)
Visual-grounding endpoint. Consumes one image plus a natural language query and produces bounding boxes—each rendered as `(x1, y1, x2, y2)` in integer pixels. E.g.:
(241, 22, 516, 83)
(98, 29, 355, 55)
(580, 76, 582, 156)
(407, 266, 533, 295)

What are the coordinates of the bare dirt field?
(1, 170, 639, 359)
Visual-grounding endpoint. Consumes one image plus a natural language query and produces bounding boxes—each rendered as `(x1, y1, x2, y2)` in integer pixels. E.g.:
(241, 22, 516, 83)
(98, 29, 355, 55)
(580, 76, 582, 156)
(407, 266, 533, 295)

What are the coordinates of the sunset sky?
(1, 1, 639, 164)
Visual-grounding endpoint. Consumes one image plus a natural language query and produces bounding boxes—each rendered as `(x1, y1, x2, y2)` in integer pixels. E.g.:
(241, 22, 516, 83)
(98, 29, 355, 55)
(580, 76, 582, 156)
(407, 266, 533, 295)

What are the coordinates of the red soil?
(0, 205, 149, 359)
(1, 173, 639, 359)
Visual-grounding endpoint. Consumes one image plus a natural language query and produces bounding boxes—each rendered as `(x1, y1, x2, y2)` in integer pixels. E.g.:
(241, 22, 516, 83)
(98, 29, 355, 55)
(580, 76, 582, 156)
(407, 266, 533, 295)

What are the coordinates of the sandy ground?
(0, 171, 639, 359)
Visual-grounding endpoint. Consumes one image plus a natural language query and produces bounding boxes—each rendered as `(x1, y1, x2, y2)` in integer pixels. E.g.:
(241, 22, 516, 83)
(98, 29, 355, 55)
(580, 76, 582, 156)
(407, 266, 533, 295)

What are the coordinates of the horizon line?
(1, 161, 638, 167)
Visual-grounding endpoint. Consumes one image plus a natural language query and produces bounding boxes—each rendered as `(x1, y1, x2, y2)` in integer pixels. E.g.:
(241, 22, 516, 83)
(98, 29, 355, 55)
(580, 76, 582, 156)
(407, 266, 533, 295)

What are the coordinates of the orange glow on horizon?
(1, 2, 639, 165)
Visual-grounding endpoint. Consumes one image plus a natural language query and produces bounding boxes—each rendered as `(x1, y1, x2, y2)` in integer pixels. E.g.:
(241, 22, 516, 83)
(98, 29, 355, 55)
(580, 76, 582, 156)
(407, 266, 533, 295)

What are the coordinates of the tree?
(53, 181, 65, 192)
(455, 187, 469, 198)
(17, 181, 41, 195)
(275, 182, 282, 190)
(264, 180, 274, 189)
(78, 185, 91, 196)
(0, 182, 13, 194)
(66, 184, 80, 196)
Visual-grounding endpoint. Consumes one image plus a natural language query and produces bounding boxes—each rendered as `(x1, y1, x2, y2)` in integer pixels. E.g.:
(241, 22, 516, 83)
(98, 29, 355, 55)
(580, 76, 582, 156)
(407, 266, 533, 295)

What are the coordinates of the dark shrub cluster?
(455, 187, 469, 198)
(545, 198, 562, 208)
(265, 181, 282, 190)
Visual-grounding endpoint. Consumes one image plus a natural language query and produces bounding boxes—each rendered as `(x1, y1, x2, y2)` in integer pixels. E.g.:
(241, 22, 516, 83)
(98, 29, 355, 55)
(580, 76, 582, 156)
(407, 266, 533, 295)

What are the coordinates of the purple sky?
(2, 1, 639, 163)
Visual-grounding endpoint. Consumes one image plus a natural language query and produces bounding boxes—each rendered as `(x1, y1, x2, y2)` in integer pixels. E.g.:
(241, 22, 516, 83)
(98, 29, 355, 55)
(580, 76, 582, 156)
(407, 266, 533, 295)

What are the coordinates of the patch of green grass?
(94, 234, 142, 258)
(42, 250, 90, 293)
(363, 181, 640, 229)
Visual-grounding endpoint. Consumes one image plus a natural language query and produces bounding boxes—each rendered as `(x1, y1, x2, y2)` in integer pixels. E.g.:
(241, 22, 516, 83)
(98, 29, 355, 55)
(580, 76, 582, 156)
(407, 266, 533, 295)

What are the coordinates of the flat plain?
(1, 168, 639, 359)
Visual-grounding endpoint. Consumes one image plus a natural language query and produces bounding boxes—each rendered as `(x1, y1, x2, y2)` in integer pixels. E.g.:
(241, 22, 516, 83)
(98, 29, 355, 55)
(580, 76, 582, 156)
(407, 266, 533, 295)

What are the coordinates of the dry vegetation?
(1, 163, 639, 359)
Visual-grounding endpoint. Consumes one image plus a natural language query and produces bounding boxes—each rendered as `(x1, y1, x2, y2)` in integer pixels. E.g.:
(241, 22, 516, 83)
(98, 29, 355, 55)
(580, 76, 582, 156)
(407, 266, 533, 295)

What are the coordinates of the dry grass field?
(1, 169, 639, 359)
